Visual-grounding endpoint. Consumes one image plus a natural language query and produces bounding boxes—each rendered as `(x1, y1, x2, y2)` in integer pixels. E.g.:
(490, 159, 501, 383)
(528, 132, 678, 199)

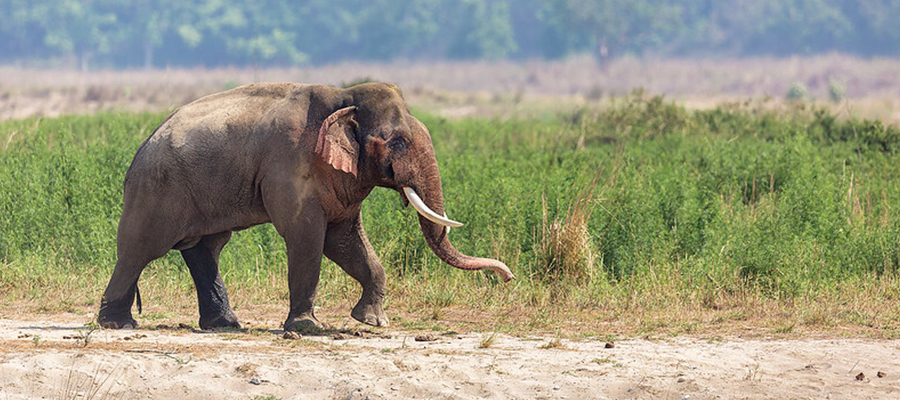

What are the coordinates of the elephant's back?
(130, 83, 318, 170)
(145, 83, 311, 149)
(124, 83, 317, 193)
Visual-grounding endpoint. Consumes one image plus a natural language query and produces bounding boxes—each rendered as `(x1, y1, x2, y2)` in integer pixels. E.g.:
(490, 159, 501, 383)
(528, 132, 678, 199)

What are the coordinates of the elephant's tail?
(134, 282, 142, 314)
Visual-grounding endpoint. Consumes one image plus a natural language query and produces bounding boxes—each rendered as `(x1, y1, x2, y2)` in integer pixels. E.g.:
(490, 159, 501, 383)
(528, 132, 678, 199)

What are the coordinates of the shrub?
(535, 177, 601, 283)
(786, 82, 808, 101)
(828, 79, 846, 103)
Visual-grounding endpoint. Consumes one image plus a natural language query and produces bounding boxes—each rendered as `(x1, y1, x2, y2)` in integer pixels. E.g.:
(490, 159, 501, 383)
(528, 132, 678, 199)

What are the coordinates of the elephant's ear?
(316, 106, 359, 176)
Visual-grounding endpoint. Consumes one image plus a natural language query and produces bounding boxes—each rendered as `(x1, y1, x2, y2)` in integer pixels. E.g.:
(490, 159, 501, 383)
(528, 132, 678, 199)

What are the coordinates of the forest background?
(2, 0, 900, 71)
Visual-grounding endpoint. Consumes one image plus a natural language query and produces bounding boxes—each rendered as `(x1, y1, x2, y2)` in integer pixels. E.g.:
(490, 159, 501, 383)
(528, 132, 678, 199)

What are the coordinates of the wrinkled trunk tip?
(491, 262, 516, 282)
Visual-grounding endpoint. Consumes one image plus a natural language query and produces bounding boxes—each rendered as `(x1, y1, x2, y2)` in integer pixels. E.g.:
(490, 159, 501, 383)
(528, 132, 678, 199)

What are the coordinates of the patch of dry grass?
(536, 192, 596, 283)
(3, 55, 900, 123)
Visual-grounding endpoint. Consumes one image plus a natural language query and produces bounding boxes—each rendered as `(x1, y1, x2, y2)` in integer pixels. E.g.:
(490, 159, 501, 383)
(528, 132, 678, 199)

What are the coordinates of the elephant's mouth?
(397, 188, 410, 208)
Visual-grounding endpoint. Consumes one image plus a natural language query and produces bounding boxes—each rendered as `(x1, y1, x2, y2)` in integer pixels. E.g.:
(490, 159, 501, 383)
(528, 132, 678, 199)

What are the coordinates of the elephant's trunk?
(402, 186, 515, 282)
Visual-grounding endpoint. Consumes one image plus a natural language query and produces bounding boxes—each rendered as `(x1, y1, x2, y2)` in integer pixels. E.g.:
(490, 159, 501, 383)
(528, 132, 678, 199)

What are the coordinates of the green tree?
(447, 0, 518, 59)
(109, 0, 178, 69)
(539, 0, 685, 62)
(351, 0, 441, 61)
(712, 0, 852, 55)
(224, 0, 307, 65)
(0, 0, 45, 61)
(850, 0, 900, 55)
(34, 0, 120, 71)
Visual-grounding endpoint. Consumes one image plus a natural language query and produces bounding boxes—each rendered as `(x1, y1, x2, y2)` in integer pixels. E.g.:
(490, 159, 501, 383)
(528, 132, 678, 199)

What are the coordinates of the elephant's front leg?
(263, 177, 330, 332)
(324, 215, 389, 327)
(280, 208, 328, 332)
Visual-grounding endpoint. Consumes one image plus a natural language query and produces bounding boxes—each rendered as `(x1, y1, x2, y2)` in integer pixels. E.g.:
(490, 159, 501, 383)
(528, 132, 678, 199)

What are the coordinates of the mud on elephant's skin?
(97, 82, 514, 331)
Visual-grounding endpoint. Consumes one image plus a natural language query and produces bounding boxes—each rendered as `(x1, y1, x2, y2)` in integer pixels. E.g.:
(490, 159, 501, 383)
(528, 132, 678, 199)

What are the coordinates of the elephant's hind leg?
(98, 227, 170, 329)
(180, 231, 240, 330)
(324, 216, 389, 327)
(98, 264, 143, 329)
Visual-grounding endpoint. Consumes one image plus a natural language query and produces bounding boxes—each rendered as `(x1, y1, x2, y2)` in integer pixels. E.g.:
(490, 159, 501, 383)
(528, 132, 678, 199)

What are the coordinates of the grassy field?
(2, 92, 900, 338)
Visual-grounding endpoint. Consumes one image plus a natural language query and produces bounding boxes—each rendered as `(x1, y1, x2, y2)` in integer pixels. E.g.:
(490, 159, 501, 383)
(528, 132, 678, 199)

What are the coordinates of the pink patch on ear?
(316, 106, 359, 176)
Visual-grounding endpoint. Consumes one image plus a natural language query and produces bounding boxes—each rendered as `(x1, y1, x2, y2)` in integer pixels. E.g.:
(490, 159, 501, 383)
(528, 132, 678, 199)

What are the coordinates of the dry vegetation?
(2, 54, 900, 122)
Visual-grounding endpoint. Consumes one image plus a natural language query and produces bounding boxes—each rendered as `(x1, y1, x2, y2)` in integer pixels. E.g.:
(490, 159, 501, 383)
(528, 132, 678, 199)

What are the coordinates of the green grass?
(2, 92, 900, 336)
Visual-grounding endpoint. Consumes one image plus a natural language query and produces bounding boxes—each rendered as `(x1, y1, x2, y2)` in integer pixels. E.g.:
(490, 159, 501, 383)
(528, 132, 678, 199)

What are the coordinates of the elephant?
(97, 82, 514, 331)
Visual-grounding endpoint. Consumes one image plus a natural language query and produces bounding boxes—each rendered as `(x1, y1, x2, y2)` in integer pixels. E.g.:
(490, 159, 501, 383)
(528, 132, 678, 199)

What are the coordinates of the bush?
(828, 79, 846, 103)
(535, 179, 600, 283)
(786, 82, 808, 101)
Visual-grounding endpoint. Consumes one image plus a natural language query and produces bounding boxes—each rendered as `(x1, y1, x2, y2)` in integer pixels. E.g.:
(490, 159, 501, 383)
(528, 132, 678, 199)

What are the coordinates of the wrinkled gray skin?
(98, 82, 514, 331)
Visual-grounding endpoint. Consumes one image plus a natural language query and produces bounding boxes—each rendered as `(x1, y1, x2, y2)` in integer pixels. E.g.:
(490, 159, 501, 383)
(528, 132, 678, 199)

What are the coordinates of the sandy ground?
(0, 316, 897, 400)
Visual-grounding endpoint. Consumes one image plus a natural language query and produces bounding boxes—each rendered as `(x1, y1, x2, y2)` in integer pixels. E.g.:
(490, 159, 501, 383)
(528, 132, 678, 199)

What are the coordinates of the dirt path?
(0, 317, 897, 399)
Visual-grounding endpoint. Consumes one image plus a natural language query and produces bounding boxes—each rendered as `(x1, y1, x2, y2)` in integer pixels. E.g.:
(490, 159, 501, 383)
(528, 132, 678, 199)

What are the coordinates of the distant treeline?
(2, 0, 899, 70)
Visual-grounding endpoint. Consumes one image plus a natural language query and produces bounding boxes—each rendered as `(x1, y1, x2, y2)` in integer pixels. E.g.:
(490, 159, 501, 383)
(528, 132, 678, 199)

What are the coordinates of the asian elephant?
(97, 82, 514, 331)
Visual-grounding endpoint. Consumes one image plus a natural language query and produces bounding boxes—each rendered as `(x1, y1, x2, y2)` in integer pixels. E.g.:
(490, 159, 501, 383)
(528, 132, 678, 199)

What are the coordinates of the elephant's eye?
(388, 136, 408, 153)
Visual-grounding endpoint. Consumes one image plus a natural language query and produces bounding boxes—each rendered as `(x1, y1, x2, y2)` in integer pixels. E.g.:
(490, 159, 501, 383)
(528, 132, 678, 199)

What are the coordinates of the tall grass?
(536, 171, 609, 283)
(2, 93, 900, 335)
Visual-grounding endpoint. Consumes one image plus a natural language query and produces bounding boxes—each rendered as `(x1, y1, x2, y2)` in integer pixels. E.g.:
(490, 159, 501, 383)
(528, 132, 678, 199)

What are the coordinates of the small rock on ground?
(415, 334, 437, 342)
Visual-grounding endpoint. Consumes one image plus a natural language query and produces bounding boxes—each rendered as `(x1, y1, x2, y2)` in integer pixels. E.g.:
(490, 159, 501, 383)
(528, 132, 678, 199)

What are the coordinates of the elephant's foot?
(97, 309, 138, 329)
(199, 310, 240, 330)
(284, 313, 323, 333)
(351, 299, 389, 327)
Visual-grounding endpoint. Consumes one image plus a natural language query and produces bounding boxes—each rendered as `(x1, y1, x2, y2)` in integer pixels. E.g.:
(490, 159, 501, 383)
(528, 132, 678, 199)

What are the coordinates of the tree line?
(1, 0, 899, 70)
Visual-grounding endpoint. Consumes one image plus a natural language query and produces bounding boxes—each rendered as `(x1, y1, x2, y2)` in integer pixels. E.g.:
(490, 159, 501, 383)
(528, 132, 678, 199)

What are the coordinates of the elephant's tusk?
(403, 187, 464, 228)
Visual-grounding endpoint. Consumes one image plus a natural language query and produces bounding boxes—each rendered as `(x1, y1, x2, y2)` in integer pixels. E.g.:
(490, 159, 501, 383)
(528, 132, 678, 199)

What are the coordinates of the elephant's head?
(316, 82, 514, 282)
